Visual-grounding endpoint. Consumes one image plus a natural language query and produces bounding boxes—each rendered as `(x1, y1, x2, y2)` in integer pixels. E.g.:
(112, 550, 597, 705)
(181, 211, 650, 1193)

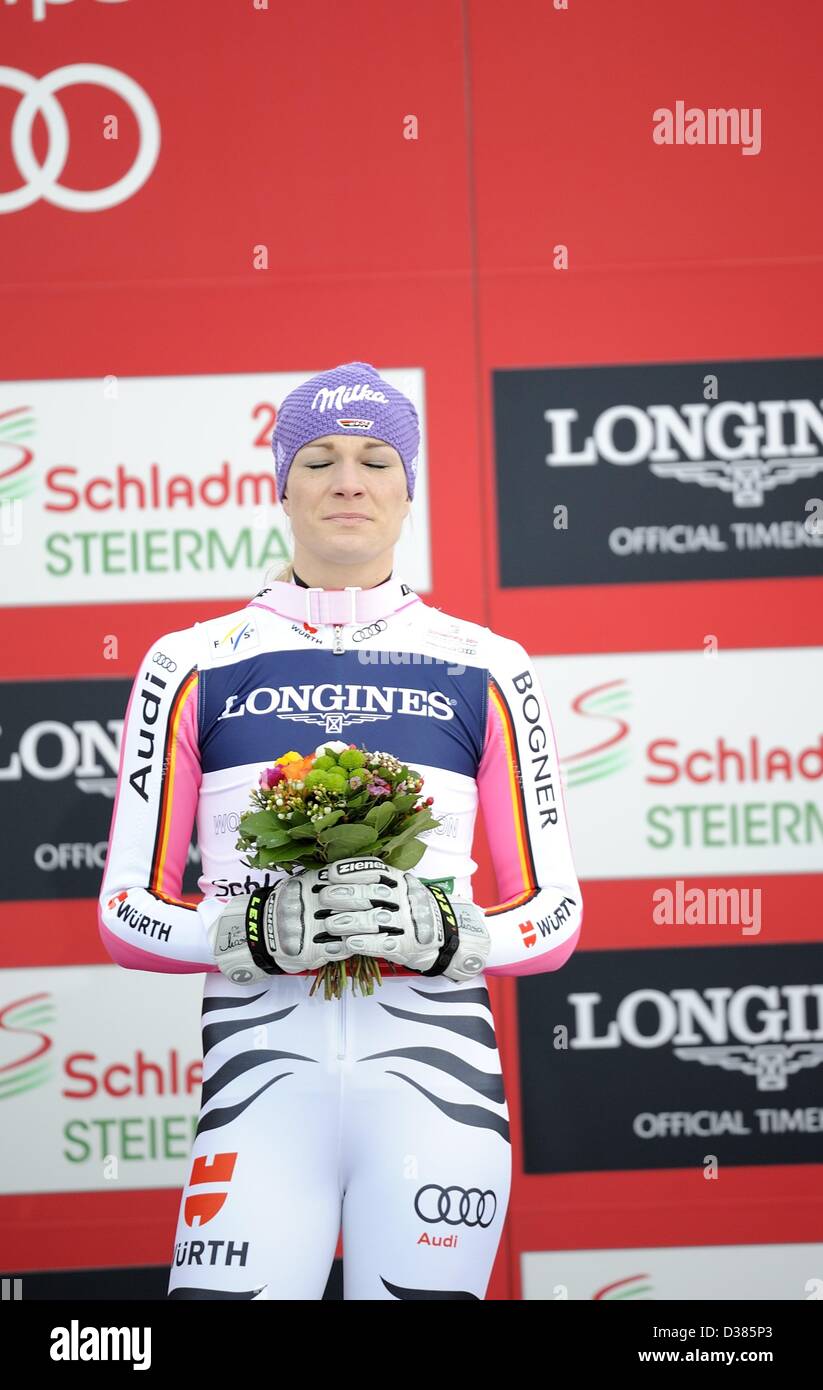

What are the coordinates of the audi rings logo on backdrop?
(414, 1185, 498, 1228)
(0, 64, 160, 213)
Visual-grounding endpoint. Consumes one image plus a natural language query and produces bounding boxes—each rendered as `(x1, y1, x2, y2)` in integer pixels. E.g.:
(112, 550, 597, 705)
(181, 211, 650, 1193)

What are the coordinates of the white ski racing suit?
(98, 575, 583, 1299)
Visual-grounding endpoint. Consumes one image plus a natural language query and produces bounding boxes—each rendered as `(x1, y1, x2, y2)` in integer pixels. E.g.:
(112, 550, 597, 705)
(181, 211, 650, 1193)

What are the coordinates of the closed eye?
(306, 462, 388, 469)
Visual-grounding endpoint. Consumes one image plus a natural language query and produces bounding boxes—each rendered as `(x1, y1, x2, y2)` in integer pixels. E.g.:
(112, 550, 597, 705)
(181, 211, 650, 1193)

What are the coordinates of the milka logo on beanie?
(311, 383, 389, 414)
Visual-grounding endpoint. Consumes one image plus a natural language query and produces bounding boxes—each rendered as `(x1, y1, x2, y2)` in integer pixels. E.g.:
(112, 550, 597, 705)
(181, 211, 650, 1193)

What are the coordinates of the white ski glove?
(206, 859, 370, 984)
(316, 856, 492, 983)
(206, 856, 491, 986)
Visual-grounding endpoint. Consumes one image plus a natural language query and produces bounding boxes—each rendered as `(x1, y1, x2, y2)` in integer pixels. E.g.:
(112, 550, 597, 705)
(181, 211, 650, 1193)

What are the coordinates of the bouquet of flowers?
(235, 740, 442, 998)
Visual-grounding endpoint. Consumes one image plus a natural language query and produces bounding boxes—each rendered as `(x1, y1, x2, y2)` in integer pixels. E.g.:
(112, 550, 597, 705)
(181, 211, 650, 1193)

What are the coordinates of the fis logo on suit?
(217, 682, 455, 728)
(211, 618, 261, 659)
(414, 1184, 498, 1228)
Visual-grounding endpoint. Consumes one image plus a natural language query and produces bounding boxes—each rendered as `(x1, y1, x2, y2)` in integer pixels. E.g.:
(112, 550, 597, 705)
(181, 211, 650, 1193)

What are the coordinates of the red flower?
(260, 765, 286, 790)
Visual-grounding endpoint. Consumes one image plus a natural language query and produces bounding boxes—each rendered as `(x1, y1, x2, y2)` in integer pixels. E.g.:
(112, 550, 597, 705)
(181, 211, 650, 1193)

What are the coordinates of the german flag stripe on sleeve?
(484, 675, 541, 917)
(149, 668, 199, 909)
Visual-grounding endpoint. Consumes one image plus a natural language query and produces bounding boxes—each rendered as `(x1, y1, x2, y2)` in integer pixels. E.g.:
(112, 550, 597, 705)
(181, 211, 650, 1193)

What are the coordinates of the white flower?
(314, 740, 350, 758)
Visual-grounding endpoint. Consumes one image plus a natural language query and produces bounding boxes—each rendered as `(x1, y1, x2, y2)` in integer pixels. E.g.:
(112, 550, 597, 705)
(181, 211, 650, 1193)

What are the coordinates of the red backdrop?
(1, 0, 821, 1297)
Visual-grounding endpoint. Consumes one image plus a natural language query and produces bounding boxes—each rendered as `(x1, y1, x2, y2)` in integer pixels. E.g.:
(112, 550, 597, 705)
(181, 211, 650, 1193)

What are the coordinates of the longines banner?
(0, 965, 204, 1195)
(0, 367, 430, 606)
(0, 678, 200, 899)
(532, 645, 823, 879)
(493, 357, 823, 587)
(517, 943, 823, 1174)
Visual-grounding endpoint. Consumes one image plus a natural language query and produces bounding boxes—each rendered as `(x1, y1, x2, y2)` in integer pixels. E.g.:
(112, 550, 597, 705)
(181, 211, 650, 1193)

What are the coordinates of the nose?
(330, 458, 366, 493)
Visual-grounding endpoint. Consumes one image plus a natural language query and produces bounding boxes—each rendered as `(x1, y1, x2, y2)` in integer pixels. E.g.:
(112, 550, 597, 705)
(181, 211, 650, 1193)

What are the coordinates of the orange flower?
(282, 755, 314, 782)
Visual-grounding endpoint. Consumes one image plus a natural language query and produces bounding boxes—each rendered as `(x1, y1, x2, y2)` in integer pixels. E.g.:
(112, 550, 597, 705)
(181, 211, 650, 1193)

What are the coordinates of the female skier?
(98, 360, 583, 1300)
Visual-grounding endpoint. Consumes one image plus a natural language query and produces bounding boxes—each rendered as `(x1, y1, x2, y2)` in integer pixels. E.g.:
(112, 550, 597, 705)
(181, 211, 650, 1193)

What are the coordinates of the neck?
(293, 567, 392, 590)
(288, 549, 395, 590)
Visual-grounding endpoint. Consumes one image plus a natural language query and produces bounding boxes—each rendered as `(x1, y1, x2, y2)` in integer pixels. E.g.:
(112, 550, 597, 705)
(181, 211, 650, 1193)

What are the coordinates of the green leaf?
(364, 802, 397, 834)
(399, 810, 441, 834)
(311, 809, 345, 831)
(318, 823, 379, 851)
(238, 810, 282, 837)
(324, 840, 369, 863)
(383, 839, 428, 870)
(261, 841, 306, 864)
(254, 828, 293, 848)
(256, 847, 292, 867)
(288, 823, 321, 840)
(390, 793, 418, 814)
(381, 818, 436, 854)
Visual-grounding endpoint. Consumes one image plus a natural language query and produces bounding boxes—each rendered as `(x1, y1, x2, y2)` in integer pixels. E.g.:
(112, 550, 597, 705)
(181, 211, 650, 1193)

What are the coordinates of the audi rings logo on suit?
(414, 1184, 498, 1229)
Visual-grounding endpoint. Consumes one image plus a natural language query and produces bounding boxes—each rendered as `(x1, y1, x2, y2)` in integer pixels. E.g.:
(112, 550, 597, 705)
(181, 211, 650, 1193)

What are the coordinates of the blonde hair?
(266, 561, 294, 583)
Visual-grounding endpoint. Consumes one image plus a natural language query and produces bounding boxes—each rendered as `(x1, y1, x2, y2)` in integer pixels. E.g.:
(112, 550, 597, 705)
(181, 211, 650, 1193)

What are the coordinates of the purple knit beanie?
(271, 361, 420, 501)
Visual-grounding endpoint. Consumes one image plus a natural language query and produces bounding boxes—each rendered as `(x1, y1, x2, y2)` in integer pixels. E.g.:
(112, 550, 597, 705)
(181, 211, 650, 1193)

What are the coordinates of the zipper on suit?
(332, 623, 344, 655)
(337, 988, 347, 1059)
